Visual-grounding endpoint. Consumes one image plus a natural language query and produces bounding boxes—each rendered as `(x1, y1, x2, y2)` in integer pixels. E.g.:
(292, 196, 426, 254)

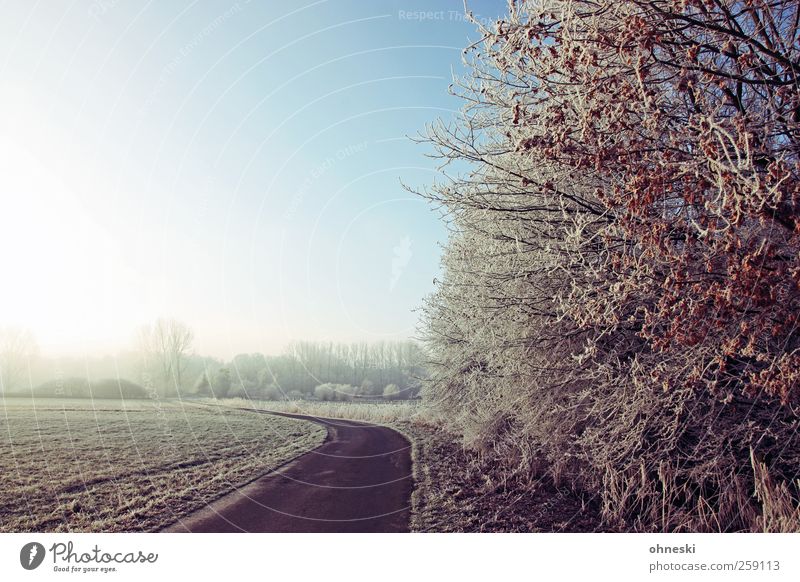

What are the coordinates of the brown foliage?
(418, 0, 800, 531)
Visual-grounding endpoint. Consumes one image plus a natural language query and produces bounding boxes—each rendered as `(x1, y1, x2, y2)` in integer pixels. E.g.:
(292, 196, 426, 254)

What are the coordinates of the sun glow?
(0, 135, 149, 354)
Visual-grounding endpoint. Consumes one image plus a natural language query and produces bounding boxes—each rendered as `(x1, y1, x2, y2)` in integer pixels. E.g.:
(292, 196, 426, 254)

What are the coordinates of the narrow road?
(163, 412, 413, 533)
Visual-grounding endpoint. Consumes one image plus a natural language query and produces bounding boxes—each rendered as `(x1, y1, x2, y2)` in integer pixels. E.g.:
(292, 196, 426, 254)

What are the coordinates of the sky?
(0, 0, 504, 359)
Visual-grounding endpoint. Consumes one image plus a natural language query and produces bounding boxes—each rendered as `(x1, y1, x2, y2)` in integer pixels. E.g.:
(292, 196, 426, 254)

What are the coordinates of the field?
(0, 397, 325, 532)
(214, 398, 421, 424)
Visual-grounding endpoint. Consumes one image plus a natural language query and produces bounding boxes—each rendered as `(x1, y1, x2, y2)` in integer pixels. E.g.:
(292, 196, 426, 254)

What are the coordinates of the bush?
(194, 372, 212, 396)
(382, 384, 400, 400)
(360, 379, 377, 396)
(211, 368, 232, 399)
(418, 0, 800, 532)
(32, 378, 90, 398)
(261, 384, 284, 401)
(314, 383, 357, 402)
(314, 383, 334, 401)
(90, 379, 147, 399)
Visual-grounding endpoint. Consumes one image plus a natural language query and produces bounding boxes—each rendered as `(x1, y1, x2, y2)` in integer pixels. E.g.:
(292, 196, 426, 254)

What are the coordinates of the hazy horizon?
(0, 1, 503, 359)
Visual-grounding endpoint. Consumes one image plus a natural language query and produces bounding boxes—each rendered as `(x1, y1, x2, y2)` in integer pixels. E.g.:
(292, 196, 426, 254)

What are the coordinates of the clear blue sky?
(0, 0, 503, 358)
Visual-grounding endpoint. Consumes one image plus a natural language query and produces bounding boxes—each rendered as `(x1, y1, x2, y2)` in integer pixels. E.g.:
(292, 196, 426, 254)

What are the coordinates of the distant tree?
(314, 383, 335, 401)
(261, 384, 283, 401)
(257, 367, 275, 389)
(0, 327, 37, 394)
(227, 383, 247, 399)
(183, 355, 222, 391)
(138, 318, 194, 396)
(360, 378, 375, 397)
(232, 353, 265, 384)
(194, 372, 211, 396)
(336, 384, 357, 402)
(211, 367, 232, 399)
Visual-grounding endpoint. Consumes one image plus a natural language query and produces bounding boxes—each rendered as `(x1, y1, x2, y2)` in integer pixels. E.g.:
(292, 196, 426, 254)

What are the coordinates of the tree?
(360, 378, 375, 397)
(416, 0, 800, 532)
(0, 327, 37, 394)
(261, 383, 283, 400)
(314, 383, 335, 401)
(138, 318, 194, 396)
(194, 372, 211, 396)
(211, 367, 232, 399)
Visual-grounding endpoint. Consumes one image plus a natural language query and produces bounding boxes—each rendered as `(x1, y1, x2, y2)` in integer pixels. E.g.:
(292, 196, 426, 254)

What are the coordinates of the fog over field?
(1, 322, 425, 402)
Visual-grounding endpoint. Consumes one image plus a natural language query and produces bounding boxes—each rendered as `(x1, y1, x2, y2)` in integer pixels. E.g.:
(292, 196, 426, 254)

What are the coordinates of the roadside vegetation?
(198, 0, 800, 535)
(413, 0, 800, 532)
(211, 397, 603, 532)
(222, 398, 419, 424)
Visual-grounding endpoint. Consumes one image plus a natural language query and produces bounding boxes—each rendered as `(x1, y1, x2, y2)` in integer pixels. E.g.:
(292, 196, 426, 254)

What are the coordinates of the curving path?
(163, 412, 413, 533)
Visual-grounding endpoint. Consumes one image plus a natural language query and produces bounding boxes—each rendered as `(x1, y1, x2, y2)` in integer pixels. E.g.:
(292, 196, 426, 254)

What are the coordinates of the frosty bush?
(314, 383, 358, 402)
(383, 383, 401, 400)
(419, 0, 800, 531)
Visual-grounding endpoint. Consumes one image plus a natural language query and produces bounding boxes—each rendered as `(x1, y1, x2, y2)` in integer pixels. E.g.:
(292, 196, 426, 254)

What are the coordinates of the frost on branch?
(417, 0, 800, 531)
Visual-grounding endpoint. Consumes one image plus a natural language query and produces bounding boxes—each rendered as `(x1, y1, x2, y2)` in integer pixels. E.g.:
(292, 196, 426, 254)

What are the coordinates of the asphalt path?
(163, 412, 413, 533)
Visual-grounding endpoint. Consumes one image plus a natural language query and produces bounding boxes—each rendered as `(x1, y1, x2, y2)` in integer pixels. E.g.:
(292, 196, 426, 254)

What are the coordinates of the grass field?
(213, 398, 421, 424)
(0, 397, 326, 532)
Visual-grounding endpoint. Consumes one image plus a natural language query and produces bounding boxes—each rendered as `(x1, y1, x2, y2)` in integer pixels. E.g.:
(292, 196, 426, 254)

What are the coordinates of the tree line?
(193, 340, 425, 400)
(1, 322, 424, 402)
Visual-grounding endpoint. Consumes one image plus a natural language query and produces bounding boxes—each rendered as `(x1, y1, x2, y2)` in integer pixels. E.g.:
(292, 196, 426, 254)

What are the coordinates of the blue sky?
(0, 0, 503, 358)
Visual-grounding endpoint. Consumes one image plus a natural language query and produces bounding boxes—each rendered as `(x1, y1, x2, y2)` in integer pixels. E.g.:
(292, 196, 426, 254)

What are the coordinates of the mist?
(0, 322, 424, 402)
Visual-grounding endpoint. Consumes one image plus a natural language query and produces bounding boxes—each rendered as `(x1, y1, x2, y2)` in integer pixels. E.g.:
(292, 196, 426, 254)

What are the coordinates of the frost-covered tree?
(138, 318, 195, 396)
(417, 0, 800, 532)
(211, 367, 232, 399)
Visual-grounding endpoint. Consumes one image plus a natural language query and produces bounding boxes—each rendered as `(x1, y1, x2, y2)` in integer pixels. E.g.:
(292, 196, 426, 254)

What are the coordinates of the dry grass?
(400, 421, 608, 532)
(0, 397, 325, 532)
(209, 397, 420, 425)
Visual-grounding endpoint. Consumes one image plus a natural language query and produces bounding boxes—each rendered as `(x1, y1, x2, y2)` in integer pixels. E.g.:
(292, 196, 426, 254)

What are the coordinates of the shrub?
(194, 372, 212, 396)
(32, 378, 90, 398)
(314, 383, 335, 401)
(261, 384, 284, 401)
(211, 368, 232, 399)
(90, 379, 147, 399)
(314, 383, 357, 402)
(227, 383, 248, 400)
(382, 384, 400, 400)
(418, 0, 800, 532)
